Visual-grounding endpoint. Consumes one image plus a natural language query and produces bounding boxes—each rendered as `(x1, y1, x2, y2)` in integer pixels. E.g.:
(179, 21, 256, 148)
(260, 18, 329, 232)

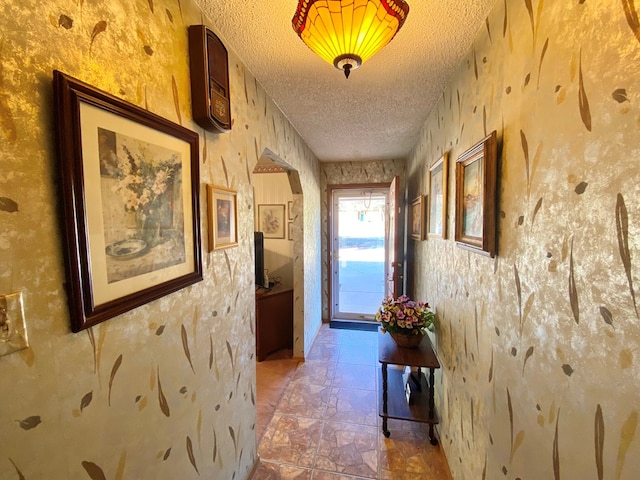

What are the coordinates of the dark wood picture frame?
(454, 131, 498, 257)
(427, 152, 448, 239)
(410, 195, 426, 241)
(207, 184, 238, 251)
(53, 70, 202, 332)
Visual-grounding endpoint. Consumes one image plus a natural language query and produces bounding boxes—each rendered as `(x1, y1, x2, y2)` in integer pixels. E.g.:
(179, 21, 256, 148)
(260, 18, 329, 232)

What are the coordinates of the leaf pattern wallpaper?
(0, 0, 320, 478)
(406, 1, 640, 479)
(1, 0, 639, 478)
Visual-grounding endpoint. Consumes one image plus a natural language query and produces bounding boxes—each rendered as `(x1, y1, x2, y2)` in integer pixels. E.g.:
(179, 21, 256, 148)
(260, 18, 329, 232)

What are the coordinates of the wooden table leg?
(428, 367, 437, 445)
(382, 363, 390, 437)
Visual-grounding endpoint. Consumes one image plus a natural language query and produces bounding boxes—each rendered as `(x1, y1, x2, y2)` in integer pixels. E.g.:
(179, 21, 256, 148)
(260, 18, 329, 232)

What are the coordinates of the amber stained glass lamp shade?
(292, 0, 410, 78)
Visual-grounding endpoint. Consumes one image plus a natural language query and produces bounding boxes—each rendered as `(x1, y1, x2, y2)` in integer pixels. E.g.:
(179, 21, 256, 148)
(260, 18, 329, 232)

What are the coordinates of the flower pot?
(389, 331, 424, 348)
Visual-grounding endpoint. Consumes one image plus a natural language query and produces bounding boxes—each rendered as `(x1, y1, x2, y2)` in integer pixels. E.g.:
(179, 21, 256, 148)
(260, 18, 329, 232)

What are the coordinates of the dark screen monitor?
(254, 231, 265, 287)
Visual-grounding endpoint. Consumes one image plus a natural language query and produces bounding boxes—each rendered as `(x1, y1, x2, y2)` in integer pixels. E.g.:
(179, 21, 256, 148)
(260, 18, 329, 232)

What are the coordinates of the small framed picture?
(410, 195, 425, 241)
(427, 152, 449, 238)
(288, 200, 293, 220)
(258, 204, 286, 239)
(207, 184, 238, 251)
(454, 131, 498, 257)
(288, 222, 293, 240)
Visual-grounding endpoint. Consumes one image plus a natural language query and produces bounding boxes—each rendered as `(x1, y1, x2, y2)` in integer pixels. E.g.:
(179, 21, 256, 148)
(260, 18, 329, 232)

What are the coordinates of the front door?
(386, 176, 402, 298)
(331, 187, 389, 321)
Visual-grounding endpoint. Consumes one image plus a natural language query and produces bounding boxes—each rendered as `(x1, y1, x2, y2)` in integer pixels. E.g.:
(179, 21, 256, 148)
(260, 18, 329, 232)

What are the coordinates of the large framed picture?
(410, 195, 425, 241)
(53, 71, 202, 332)
(207, 184, 238, 251)
(454, 131, 498, 257)
(427, 152, 448, 238)
(257, 204, 286, 239)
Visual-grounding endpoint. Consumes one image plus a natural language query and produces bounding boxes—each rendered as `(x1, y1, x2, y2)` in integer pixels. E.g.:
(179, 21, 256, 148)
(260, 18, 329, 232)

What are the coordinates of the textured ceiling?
(193, 0, 497, 162)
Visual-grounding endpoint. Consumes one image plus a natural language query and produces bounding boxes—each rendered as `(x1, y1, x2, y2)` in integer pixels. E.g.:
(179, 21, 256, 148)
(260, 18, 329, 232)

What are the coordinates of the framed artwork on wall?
(427, 152, 449, 239)
(207, 184, 238, 251)
(288, 200, 293, 220)
(410, 195, 425, 241)
(258, 204, 286, 239)
(454, 131, 498, 257)
(53, 70, 203, 332)
(288, 222, 293, 240)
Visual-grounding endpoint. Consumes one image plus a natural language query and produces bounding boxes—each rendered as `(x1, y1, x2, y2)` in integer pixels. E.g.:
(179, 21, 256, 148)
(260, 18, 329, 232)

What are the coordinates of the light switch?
(0, 292, 29, 357)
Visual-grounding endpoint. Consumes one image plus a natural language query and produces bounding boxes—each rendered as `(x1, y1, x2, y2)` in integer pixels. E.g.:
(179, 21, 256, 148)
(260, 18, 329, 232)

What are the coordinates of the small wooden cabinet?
(255, 286, 293, 361)
(188, 25, 232, 133)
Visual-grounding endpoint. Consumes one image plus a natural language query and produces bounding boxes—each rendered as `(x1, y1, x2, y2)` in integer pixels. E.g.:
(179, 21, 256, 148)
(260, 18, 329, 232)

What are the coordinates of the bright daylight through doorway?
(332, 189, 387, 321)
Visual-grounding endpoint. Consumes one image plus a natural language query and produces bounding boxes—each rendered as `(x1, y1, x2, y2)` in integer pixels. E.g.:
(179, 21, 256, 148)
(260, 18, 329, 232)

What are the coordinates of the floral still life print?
(258, 204, 285, 239)
(99, 128, 186, 283)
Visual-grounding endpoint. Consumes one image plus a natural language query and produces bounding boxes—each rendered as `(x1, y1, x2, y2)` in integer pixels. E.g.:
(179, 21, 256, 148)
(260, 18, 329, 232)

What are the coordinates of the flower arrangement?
(375, 295, 435, 335)
(111, 143, 181, 246)
(112, 144, 179, 216)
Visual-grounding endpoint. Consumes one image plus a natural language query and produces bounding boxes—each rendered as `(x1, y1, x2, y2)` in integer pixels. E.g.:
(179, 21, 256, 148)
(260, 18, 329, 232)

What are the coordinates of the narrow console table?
(255, 285, 293, 361)
(378, 330, 441, 444)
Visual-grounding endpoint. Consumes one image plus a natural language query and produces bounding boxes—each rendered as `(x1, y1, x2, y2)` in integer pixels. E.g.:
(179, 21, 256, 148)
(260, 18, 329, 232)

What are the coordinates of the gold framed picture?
(410, 195, 425, 241)
(207, 184, 238, 251)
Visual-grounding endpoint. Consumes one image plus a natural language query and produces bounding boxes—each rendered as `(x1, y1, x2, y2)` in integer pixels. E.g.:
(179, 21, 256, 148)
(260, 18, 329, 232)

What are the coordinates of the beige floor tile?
(332, 363, 377, 391)
(257, 355, 300, 440)
(379, 428, 452, 480)
(252, 460, 312, 480)
(339, 330, 378, 346)
(311, 472, 373, 479)
(253, 324, 453, 480)
(326, 387, 378, 426)
(315, 422, 378, 479)
(275, 383, 331, 419)
(291, 360, 337, 387)
(259, 413, 323, 467)
(337, 344, 378, 366)
(306, 342, 341, 361)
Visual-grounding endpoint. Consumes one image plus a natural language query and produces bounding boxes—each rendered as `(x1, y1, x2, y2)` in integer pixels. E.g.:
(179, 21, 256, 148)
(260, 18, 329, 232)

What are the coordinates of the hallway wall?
(406, 1, 640, 478)
(0, 0, 320, 478)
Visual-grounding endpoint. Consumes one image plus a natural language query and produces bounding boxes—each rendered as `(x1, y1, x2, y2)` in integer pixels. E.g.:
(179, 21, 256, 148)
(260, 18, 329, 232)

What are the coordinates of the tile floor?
(253, 324, 453, 480)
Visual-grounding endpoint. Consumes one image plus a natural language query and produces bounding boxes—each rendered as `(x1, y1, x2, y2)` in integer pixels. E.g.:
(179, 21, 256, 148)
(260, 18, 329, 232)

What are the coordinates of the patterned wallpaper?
(406, 1, 640, 479)
(320, 160, 406, 321)
(0, 0, 320, 478)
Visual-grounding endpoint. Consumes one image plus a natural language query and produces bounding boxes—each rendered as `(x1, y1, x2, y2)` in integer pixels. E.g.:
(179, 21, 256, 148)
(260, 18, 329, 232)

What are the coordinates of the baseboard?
(330, 319, 379, 331)
(246, 455, 261, 479)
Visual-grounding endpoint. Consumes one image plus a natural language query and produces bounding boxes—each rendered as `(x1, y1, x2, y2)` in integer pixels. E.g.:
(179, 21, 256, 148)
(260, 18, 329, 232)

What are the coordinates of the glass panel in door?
(332, 189, 388, 320)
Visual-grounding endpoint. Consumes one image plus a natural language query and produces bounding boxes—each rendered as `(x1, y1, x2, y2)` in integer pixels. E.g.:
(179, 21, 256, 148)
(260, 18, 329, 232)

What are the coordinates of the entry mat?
(330, 320, 379, 332)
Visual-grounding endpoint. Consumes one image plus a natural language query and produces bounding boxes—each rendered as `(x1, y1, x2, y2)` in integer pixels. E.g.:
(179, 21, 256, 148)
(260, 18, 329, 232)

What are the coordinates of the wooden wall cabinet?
(188, 25, 232, 133)
(255, 286, 293, 361)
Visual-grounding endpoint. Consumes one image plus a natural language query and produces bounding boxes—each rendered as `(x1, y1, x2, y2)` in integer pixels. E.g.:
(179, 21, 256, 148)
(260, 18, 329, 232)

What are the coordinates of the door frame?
(326, 181, 399, 322)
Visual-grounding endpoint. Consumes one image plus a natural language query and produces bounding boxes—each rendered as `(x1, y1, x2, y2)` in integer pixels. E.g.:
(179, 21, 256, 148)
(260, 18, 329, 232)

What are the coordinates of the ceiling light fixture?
(292, 0, 410, 79)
